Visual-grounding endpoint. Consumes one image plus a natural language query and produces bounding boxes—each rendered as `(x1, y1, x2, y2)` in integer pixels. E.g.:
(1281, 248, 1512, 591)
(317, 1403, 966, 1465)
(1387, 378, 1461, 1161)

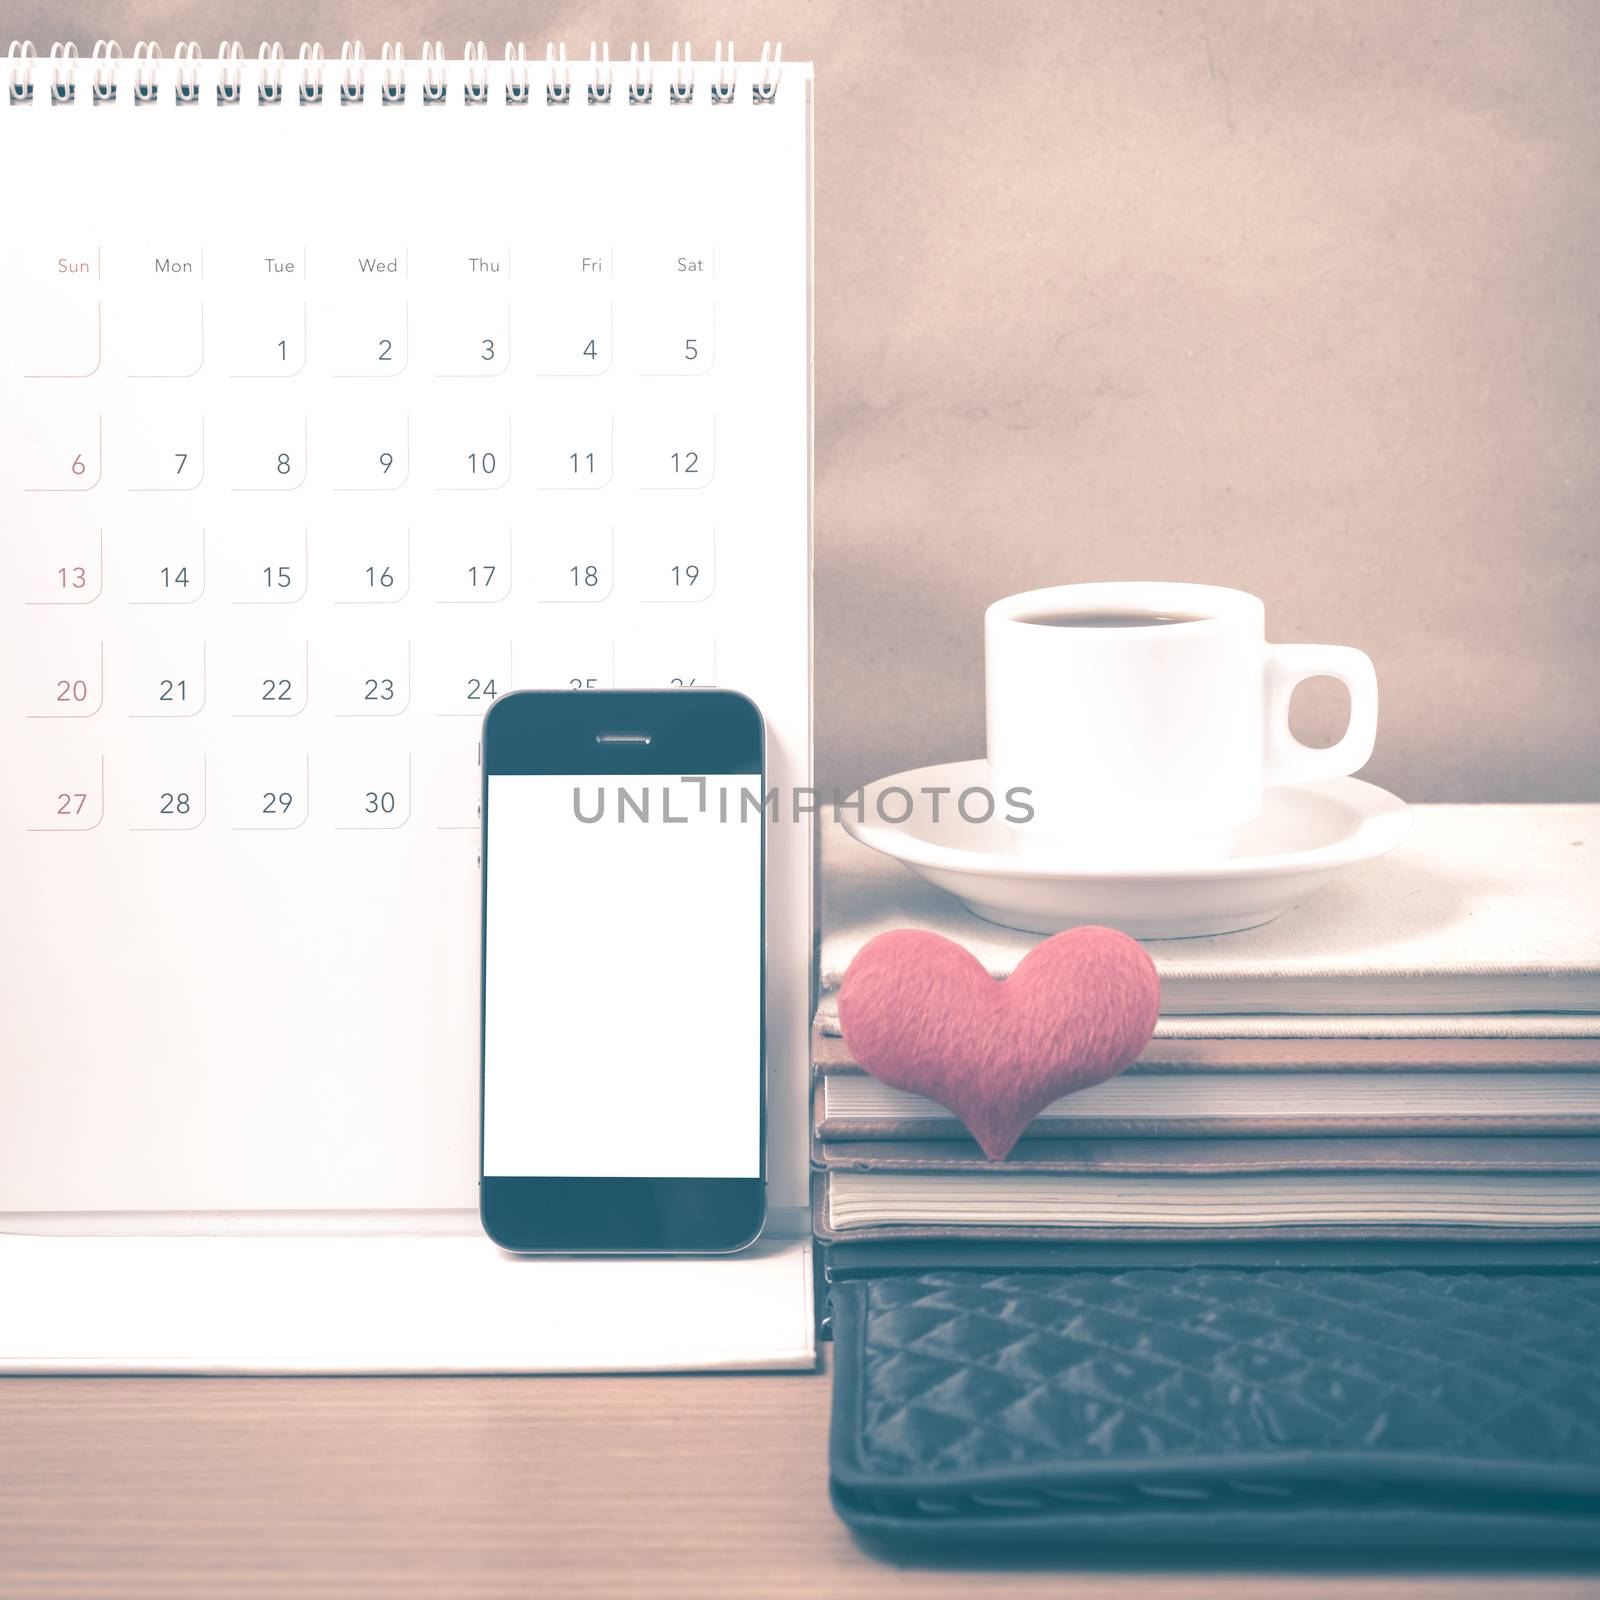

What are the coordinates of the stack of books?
(812, 805, 1600, 1278)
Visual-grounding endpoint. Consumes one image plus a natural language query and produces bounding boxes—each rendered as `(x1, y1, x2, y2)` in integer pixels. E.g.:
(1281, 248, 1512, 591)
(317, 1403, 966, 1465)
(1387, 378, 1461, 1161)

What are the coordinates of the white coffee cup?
(984, 581, 1378, 861)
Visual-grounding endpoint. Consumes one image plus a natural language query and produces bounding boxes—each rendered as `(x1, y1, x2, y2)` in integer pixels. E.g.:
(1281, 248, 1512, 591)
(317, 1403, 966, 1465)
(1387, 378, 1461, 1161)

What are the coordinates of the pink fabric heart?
(837, 927, 1160, 1160)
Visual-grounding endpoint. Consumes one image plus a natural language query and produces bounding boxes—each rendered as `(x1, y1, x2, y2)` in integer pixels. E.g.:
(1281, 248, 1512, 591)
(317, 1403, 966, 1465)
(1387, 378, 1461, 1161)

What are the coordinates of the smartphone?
(478, 689, 766, 1253)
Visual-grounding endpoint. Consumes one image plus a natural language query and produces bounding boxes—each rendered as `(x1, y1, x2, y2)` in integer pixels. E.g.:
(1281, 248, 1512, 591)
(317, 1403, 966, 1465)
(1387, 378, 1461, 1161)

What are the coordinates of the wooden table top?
(2, 1360, 1598, 1599)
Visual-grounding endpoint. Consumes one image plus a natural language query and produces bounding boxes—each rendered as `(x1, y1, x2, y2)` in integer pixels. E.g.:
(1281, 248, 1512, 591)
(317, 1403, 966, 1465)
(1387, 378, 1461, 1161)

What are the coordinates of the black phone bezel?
(478, 689, 767, 1255)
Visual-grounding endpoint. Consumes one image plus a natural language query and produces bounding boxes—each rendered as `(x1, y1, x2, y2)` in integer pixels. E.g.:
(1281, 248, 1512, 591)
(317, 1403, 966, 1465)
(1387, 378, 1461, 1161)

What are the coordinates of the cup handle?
(1263, 644, 1379, 785)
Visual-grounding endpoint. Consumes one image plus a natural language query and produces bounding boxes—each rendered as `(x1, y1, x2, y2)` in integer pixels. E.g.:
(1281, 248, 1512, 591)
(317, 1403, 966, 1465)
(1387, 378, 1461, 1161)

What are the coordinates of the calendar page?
(0, 46, 812, 1220)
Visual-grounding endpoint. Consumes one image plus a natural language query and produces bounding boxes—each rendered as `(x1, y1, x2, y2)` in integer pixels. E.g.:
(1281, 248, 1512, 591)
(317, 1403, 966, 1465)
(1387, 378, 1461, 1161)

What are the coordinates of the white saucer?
(840, 761, 1411, 939)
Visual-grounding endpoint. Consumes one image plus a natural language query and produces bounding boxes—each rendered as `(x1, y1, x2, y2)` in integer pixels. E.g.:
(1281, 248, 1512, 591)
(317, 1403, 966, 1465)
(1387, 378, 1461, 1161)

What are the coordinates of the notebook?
(815, 1134, 1600, 1175)
(814, 1132, 1600, 1241)
(817, 807, 1600, 1018)
(815, 1070, 1600, 1139)
(0, 42, 814, 1226)
(817, 1169, 1600, 1239)
(814, 1014, 1600, 1070)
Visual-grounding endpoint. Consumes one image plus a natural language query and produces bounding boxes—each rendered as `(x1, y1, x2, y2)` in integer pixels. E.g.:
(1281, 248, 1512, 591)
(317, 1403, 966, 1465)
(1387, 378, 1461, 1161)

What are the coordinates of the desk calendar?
(0, 43, 813, 1224)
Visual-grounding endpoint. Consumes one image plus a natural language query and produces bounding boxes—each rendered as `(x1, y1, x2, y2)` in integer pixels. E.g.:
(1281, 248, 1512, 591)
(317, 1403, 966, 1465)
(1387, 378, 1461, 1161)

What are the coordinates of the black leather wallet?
(830, 1268, 1600, 1551)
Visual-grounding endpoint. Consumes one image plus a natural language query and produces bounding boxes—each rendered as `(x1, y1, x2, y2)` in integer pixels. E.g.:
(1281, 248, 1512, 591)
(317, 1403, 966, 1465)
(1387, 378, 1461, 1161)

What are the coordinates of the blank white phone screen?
(483, 774, 761, 1179)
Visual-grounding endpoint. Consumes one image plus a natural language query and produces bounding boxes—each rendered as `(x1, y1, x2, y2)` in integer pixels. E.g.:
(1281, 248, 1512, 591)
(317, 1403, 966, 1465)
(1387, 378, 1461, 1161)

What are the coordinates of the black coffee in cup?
(1018, 610, 1207, 629)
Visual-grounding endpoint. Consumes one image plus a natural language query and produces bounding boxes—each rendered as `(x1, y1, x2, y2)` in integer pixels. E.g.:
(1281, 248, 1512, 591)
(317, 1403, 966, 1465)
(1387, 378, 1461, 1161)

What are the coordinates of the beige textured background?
(11, 1, 1598, 800)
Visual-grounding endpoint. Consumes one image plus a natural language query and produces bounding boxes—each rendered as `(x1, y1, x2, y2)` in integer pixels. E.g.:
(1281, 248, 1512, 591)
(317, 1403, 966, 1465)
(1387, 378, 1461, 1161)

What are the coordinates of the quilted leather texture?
(830, 1269, 1600, 1550)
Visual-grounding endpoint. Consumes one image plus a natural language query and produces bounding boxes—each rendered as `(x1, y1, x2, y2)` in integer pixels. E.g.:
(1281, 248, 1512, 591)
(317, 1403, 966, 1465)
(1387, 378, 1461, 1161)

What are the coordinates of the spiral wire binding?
(3, 39, 787, 108)
(174, 41, 201, 104)
(8, 39, 36, 104)
(545, 42, 569, 105)
(587, 43, 612, 105)
(50, 42, 78, 105)
(132, 42, 164, 105)
(217, 40, 242, 104)
(463, 41, 489, 104)
(258, 42, 284, 104)
(754, 41, 781, 103)
(670, 42, 693, 105)
(91, 39, 120, 103)
(381, 42, 405, 104)
(504, 43, 528, 105)
(628, 42, 652, 106)
(298, 42, 324, 105)
(340, 41, 364, 105)
(711, 41, 736, 104)
(421, 41, 446, 104)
